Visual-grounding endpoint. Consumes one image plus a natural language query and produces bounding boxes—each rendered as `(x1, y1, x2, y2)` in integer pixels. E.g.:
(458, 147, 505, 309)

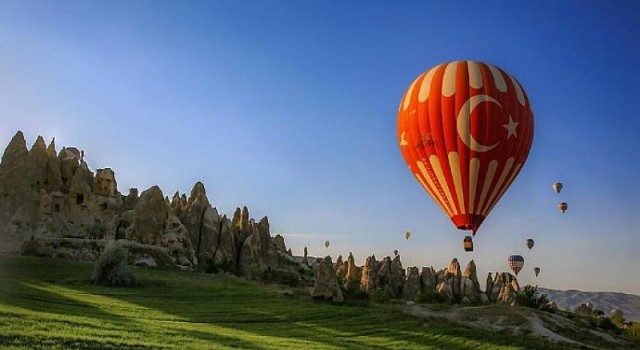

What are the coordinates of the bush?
(20, 239, 48, 257)
(92, 241, 136, 287)
(87, 222, 106, 240)
(627, 322, 640, 343)
(369, 288, 393, 304)
(263, 267, 300, 287)
(204, 255, 235, 274)
(592, 309, 604, 317)
(515, 285, 550, 310)
(339, 280, 369, 301)
(611, 314, 625, 328)
(417, 292, 446, 304)
(594, 317, 619, 332)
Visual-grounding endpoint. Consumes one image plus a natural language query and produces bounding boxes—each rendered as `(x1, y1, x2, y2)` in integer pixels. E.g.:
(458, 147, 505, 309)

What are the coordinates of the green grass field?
(0, 254, 600, 349)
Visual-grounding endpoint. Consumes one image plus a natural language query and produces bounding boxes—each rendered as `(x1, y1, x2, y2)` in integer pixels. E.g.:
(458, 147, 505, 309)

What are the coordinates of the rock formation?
(402, 266, 421, 301)
(487, 272, 520, 305)
(360, 255, 380, 291)
(2, 131, 523, 305)
(0, 131, 303, 280)
(574, 303, 595, 317)
(313, 251, 519, 306)
(311, 256, 343, 302)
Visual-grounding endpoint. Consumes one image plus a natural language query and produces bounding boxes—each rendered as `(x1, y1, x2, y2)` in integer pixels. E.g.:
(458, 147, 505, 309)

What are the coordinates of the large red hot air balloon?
(397, 61, 534, 237)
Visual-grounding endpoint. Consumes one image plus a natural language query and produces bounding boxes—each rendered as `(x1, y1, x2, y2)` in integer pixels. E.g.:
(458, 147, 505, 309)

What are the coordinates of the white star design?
(503, 115, 518, 139)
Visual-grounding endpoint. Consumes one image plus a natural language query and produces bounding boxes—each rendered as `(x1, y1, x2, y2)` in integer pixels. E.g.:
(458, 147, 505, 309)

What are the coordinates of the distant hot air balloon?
(553, 182, 563, 194)
(525, 238, 535, 250)
(559, 202, 568, 214)
(397, 61, 534, 246)
(324, 240, 330, 249)
(533, 267, 541, 277)
(404, 231, 411, 240)
(507, 255, 525, 276)
(463, 236, 473, 252)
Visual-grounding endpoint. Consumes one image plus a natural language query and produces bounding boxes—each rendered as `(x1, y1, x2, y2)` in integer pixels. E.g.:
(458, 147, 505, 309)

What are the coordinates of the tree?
(515, 285, 550, 310)
(92, 241, 136, 287)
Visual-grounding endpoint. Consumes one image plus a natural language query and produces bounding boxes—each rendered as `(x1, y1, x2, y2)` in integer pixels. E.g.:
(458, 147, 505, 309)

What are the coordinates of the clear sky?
(1, 1, 639, 294)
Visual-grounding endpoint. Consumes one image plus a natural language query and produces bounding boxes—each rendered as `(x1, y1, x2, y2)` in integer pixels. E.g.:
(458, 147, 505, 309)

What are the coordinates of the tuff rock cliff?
(311, 252, 520, 305)
(0, 131, 300, 282)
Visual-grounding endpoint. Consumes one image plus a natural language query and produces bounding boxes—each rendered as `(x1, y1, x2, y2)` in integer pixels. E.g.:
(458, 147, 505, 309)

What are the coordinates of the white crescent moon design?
(457, 94, 501, 152)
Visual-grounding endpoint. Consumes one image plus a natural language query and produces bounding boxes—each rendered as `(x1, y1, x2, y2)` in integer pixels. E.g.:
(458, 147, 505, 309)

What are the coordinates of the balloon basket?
(463, 236, 473, 252)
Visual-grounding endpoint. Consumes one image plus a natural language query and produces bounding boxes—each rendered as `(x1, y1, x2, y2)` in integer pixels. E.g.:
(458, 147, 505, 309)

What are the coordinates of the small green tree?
(627, 322, 640, 343)
(515, 285, 550, 310)
(92, 241, 136, 287)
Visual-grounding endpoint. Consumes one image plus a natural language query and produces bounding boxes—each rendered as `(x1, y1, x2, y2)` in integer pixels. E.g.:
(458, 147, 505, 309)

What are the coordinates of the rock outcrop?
(311, 256, 343, 302)
(0, 131, 303, 279)
(487, 272, 520, 305)
(574, 303, 595, 317)
(402, 266, 421, 301)
(311, 252, 519, 306)
(360, 255, 380, 291)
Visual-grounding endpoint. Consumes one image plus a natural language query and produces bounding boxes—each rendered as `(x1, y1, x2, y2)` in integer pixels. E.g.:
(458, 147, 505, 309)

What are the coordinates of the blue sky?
(1, 1, 639, 294)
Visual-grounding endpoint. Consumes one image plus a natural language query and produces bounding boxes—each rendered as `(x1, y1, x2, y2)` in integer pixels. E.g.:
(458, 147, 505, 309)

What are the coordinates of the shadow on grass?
(0, 280, 134, 329)
(67, 282, 565, 349)
(0, 334, 160, 350)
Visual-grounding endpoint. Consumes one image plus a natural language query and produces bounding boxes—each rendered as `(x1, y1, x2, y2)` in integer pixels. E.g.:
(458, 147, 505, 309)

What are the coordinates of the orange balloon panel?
(397, 61, 534, 234)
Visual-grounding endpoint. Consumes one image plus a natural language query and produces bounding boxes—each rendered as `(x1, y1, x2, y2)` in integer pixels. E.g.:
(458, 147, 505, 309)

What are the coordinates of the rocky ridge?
(0, 131, 299, 282)
(311, 252, 521, 305)
(1, 131, 523, 304)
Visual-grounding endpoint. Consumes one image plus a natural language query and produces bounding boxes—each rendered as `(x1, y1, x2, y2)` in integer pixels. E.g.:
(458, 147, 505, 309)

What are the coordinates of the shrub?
(92, 241, 136, 287)
(263, 268, 300, 287)
(369, 288, 393, 304)
(87, 222, 106, 239)
(417, 292, 446, 304)
(20, 239, 48, 256)
(204, 255, 235, 274)
(627, 322, 640, 343)
(515, 285, 550, 310)
(594, 317, 619, 332)
(338, 280, 369, 301)
(592, 309, 604, 317)
(611, 314, 625, 328)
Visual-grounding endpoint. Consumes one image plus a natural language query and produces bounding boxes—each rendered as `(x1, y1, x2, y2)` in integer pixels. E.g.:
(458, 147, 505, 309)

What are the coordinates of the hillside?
(1, 254, 636, 350)
(539, 287, 640, 322)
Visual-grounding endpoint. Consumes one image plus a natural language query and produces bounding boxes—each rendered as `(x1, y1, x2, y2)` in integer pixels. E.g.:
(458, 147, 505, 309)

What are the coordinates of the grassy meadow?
(0, 254, 615, 349)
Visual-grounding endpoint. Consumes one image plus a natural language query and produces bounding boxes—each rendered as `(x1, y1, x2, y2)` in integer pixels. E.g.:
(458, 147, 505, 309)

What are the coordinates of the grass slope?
(0, 255, 624, 349)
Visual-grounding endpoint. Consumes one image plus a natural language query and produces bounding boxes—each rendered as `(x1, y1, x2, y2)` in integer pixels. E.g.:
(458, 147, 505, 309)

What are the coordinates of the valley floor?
(0, 254, 634, 350)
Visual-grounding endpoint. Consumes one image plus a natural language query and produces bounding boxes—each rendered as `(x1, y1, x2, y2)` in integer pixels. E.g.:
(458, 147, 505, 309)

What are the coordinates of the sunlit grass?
(0, 255, 583, 349)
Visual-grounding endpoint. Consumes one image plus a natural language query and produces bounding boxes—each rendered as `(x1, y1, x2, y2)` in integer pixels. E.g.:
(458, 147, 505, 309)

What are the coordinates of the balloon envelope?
(404, 231, 411, 240)
(397, 61, 534, 235)
(559, 202, 568, 214)
(525, 238, 534, 250)
(534, 267, 541, 277)
(507, 255, 525, 276)
(553, 182, 563, 194)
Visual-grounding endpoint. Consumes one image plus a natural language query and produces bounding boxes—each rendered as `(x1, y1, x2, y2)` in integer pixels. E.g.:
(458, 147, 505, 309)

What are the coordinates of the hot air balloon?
(559, 202, 568, 214)
(404, 231, 411, 240)
(553, 182, 563, 194)
(507, 255, 525, 276)
(324, 240, 330, 249)
(525, 238, 534, 250)
(397, 61, 534, 244)
(463, 236, 473, 252)
(533, 267, 541, 277)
